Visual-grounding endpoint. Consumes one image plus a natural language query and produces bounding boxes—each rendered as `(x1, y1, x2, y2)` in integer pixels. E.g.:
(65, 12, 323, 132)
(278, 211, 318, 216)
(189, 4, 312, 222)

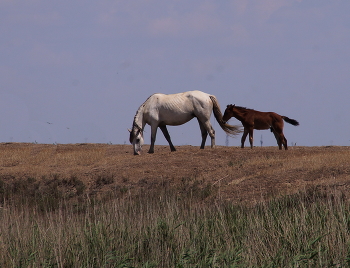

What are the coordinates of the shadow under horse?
(223, 104, 299, 150)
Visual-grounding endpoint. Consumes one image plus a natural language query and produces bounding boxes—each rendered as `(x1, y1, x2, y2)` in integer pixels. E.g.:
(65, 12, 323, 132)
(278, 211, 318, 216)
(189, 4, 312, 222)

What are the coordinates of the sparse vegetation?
(0, 143, 349, 267)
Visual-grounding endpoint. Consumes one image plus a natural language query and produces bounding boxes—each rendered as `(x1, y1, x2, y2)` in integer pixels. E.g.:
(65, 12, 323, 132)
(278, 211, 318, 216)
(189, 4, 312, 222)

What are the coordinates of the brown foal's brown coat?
(222, 105, 299, 150)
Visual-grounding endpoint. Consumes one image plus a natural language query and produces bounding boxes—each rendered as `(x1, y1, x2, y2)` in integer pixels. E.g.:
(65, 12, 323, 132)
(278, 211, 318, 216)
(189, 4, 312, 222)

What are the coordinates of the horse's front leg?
(159, 126, 176, 152)
(148, 126, 158, 154)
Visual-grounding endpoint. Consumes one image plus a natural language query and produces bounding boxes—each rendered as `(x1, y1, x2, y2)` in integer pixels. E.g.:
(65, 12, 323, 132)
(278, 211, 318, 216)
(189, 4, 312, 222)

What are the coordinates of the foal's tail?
(282, 116, 299, 126)
(209, 95, 241, 136)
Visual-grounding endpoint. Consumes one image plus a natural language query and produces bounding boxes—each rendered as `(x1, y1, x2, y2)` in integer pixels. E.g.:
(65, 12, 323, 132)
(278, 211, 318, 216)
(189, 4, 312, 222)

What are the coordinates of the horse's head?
(222, 104, 235, 123)
(128, 124, 144, 155)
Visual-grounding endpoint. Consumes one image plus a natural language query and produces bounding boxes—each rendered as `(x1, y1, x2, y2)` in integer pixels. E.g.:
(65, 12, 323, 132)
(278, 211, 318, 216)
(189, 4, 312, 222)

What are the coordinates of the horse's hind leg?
(197, 119, 209, 149)
(159, 126, 176, 152)
(197, 119, 215, 149)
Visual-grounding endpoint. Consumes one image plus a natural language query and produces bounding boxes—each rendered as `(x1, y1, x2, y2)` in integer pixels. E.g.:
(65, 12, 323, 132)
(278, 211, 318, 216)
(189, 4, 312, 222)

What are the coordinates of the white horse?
(128, 90, 241, 155)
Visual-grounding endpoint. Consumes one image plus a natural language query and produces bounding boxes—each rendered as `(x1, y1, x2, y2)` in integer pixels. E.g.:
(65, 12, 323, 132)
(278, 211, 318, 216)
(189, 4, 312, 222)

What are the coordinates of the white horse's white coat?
(129, 90, 240, 155)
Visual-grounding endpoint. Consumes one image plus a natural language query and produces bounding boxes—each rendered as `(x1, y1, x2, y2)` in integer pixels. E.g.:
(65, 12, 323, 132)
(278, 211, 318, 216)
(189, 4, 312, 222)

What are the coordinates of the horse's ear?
(128, 128, 131, 133)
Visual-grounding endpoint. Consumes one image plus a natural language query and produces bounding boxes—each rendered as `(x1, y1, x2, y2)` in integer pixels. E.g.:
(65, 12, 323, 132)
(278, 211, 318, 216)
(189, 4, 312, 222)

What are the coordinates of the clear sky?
(1, 0, 349, 147)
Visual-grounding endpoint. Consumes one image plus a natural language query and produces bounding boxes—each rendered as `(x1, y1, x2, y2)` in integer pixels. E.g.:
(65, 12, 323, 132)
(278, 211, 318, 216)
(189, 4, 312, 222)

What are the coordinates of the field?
(1, 143, 350, 267)
(1, 143, 349, 204)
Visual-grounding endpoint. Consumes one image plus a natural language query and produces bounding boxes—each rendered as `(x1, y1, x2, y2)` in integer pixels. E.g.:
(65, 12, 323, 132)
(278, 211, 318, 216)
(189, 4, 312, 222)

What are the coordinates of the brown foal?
(222, 104, 299, 150)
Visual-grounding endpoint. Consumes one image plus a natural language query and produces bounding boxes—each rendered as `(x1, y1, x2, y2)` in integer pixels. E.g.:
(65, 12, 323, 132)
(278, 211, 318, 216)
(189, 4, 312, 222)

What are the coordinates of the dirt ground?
(0, 143, 349, 204)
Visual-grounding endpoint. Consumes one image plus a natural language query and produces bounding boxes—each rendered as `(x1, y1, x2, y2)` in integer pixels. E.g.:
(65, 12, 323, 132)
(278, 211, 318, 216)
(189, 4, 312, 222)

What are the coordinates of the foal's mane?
(234, 105, 255, 111)
(232, 105, 256, 112)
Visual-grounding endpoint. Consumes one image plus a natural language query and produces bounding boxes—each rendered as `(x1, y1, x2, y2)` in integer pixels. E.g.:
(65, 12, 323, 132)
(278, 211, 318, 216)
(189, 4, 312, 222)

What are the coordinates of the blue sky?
(1, 0, 349, 147)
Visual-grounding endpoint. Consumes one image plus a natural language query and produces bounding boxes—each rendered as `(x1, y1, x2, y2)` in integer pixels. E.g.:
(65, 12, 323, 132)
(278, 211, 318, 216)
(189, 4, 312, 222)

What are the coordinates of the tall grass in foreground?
(1, 186, 350, 267)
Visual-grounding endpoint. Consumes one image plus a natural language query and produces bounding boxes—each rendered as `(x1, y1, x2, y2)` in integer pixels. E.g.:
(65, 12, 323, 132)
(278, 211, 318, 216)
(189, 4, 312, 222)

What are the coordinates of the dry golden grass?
(0, 142, 349, 204)
(1, 143, 350, 267)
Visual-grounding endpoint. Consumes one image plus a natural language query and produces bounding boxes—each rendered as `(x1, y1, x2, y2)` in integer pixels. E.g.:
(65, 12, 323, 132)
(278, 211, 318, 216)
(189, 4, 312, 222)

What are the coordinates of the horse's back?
(157, 90, 210, 100)
(144, 91, 213, 124)
(151, 91, 211, 108)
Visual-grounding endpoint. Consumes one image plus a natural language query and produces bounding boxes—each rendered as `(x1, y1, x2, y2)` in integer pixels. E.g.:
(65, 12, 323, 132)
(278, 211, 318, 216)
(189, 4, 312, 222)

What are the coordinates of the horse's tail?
(282, 116, 299, 126)
(209, 95, 241, 136)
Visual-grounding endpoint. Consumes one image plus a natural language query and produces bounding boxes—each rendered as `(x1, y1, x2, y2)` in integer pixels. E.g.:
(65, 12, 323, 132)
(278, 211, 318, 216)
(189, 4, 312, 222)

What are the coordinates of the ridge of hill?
(0, 143, 349, 204)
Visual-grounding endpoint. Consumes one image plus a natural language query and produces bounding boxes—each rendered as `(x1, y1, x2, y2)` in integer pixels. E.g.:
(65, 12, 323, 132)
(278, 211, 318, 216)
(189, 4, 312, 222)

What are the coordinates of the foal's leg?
(272, 130, 283, 150)
(273, 120, 288, 150)
(281, 133, 288, 150)
(248, 128, 254, 149)
(159, 126, 176, 152)
(241, 128, 249, 148)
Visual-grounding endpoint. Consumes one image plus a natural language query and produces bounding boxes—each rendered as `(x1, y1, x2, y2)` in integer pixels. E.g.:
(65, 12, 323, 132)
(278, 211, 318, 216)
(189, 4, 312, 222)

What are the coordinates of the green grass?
(1, 182, 350, 267)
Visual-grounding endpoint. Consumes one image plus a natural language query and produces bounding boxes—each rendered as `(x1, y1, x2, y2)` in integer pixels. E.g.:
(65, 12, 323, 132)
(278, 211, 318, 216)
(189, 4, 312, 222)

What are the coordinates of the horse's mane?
(130, 94, 155, 143)
(133, 94, 155, 125)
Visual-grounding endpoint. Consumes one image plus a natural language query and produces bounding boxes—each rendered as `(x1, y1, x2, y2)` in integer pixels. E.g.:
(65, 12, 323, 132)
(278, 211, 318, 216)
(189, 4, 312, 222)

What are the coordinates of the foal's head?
(222, 104, 236, 123)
